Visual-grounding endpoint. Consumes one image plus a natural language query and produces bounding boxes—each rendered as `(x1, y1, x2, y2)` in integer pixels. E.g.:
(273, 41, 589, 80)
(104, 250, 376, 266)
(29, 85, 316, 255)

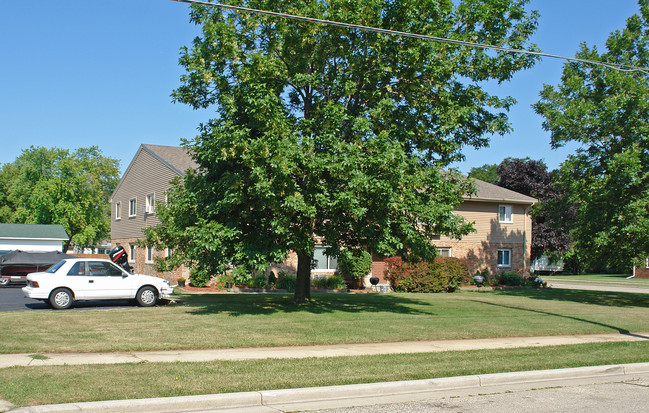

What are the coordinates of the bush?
(276, 272, 296, 292)
(189, 267, 211, 287)
(337, 249, 373, 280)
(498, 272, 524, 286)
(385, 256, 470, 293)
(312, 275, 346, 290)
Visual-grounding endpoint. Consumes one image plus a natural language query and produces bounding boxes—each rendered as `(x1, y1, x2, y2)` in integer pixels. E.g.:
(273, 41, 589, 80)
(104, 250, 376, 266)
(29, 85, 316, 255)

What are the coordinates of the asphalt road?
(0, 283, 140, 311)
(308, 379, 649, 413)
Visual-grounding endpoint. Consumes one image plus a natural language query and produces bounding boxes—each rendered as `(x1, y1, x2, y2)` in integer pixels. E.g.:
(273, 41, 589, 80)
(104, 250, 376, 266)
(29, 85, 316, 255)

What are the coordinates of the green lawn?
(3, 289, 649, 408)
(2, 290, 649, 354)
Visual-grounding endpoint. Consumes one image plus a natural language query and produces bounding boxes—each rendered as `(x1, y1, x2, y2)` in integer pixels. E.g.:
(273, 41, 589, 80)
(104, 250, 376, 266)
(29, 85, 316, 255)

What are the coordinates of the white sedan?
(22, 258, 174, 310)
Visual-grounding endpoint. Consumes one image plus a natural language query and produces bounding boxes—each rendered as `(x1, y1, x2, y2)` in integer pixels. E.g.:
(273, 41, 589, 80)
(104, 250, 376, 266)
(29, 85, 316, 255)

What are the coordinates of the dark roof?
(141, 144, 197, 176)
(467, 179, 537, 205)
(0, 224, 69, 241)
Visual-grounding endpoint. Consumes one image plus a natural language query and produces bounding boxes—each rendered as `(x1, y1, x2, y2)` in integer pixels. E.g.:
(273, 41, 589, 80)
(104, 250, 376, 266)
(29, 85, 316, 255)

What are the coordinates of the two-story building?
(110, 144, 197, 281)
(111, 144, 536, 283)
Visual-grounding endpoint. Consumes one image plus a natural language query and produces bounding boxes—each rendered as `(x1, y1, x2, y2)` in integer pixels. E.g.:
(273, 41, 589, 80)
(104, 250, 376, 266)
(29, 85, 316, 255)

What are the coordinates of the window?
(313, 246, 338, 270)
(129, 244, 136, 263)
(498, 249, 511, 267)
(145, 194, 155, 214)
(167, 248, 173, 258)
(129, 198, 137, 217)
(438, 248, 451, 258)
(115, 202, 121, 220)
(67, 261, 86, 276)
(146, 247, 154, 263)
(88, 261, 123, 276)
(498, 205, 512, 223)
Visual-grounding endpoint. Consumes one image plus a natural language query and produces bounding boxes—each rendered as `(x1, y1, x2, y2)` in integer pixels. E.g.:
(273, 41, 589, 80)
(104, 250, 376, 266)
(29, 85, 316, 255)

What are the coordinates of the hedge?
(384, 256, 471, 293)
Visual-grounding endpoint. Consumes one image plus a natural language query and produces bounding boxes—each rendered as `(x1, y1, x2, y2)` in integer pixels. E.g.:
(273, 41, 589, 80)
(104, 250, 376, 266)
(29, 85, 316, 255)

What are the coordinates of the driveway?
(547, 281, 649, 294)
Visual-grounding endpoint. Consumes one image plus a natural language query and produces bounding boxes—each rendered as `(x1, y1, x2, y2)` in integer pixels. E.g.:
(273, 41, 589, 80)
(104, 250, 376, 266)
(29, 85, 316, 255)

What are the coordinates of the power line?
(170, 0, 649, 75)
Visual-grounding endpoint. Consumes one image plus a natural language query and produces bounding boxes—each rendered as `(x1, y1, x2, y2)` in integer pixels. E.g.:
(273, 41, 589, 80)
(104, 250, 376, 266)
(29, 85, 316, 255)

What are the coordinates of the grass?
(3, 290, 649, 354)
(2, 340, 649, 407)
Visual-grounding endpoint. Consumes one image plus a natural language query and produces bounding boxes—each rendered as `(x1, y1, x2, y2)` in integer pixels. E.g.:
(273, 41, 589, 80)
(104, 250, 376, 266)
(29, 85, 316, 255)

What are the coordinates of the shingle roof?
(0, 224, 69, 241)
(141, 144, 197, 176)
(467, 179, 537, 205)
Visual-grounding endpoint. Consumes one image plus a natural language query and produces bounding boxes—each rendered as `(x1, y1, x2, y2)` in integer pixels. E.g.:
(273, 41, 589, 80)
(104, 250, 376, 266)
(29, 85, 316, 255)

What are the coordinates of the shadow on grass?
(177, 293, 435, 317)
(491, 288, 649, 308)
(469, 298, 647, 337)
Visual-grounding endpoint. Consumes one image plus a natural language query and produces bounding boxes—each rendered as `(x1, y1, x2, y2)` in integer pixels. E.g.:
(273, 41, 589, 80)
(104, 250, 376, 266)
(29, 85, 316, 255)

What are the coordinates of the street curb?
(7, 362, 649, 412)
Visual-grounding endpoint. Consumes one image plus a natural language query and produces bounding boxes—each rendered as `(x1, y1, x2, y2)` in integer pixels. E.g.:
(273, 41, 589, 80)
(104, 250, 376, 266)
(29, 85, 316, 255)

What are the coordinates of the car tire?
(136, 286, 157, 307)
(49, 288, 73, 310)
(0, 278, 9, 286)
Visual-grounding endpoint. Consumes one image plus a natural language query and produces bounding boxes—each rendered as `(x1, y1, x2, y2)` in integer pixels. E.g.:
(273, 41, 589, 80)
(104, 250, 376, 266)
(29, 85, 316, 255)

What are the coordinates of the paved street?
(307, 378, 649, 413)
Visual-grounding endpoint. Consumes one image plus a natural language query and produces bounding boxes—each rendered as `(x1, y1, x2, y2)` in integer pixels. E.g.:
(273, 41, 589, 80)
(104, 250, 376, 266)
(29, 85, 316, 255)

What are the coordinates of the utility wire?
(171, 0, 649, 75)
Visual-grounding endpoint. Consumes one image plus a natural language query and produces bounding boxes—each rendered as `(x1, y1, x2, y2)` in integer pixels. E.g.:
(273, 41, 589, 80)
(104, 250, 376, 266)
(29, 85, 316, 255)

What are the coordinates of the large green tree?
(533, 0, 649, 272)
(147, 0, 539, 301)
(0, 146, 120, 251)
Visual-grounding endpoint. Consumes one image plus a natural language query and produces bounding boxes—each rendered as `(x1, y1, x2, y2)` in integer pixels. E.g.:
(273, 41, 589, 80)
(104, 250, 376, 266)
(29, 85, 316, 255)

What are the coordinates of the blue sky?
(0, 0, 642, 174)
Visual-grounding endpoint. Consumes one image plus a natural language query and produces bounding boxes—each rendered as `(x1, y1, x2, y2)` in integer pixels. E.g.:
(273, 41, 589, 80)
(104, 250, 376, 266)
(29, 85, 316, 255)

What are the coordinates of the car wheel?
(136, 286, 157, 307)
(49, 288, 73, 310)
(0, 278, 9, 286)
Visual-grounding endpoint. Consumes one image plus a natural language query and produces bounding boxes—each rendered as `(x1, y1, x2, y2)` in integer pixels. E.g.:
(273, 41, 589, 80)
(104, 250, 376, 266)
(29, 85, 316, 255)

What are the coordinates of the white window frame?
(129, 198, 137, 217)
(497, 249, 512, 267)
(498, 205, 513, 223)
(115, 202, 121, 220)
(313, 245, 338, 271)
(129, 244, 136, 263)
(146, 246, 154, 263)
(145, 193, 155, 214)
(437, 247, 451, 258)
(167, 248, 173, 258)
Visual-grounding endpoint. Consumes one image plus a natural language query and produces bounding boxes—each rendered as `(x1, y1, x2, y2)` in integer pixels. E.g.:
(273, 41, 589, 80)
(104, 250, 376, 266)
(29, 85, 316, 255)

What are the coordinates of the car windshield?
(45, 260, 67, 273)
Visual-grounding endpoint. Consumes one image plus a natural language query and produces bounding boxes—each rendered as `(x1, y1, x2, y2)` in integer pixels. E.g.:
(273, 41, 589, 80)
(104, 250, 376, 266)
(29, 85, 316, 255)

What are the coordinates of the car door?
(65, 261, 93, 299)
(85, 261, 132, 299)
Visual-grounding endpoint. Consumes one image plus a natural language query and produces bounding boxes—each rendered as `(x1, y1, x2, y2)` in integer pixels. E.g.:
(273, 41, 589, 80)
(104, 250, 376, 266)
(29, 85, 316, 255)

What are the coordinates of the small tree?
(337, 249, 373, 287)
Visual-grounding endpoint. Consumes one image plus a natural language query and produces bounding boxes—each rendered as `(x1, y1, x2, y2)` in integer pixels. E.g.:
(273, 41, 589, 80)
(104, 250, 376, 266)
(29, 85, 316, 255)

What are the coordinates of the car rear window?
(45, 260, 67, 274)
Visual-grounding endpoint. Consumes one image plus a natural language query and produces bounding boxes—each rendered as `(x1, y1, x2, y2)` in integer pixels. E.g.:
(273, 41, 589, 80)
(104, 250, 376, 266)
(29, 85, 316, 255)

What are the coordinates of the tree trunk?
(294, 252, 312, 303)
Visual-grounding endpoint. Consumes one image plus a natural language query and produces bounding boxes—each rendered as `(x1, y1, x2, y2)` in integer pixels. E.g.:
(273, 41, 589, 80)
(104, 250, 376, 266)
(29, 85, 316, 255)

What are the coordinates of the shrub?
(337, 249, 373, 280)
(498, 272, 524, 286)
(276, 272, 296, 292)
(385, 256, 470, 293)
(189, 267, 211, 287)
(312, 275, 346, 290)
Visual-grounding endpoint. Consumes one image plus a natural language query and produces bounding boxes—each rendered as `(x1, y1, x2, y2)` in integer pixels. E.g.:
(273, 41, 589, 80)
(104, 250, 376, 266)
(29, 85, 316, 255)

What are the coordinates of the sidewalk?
(2, 332, 649, 369)
(3, 332, 649, 412)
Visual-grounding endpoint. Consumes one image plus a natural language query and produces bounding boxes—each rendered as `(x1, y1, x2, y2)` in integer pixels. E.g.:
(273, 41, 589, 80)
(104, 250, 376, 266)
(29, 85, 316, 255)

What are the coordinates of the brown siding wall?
(111, 149, 179, 240)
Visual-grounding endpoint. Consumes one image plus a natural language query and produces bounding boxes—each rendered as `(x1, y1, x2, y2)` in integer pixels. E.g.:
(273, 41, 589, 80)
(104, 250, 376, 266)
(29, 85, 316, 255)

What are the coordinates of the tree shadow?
(469, 298, 649, 338)
(178, 293, 436, 317)
(491, 288, 649, 308)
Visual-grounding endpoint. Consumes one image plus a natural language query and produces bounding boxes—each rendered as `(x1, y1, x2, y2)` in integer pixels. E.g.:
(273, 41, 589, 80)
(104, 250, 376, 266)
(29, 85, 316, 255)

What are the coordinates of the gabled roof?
(467, 179, 537, 205)
(140, 144, 197, 176)
(111, 144, 197, 201)
(0, 224, 69, 241)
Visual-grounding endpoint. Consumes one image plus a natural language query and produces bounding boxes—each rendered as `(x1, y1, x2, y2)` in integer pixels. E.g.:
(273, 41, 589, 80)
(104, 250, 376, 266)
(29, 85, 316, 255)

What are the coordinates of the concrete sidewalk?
(2, 331, 649, 369)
